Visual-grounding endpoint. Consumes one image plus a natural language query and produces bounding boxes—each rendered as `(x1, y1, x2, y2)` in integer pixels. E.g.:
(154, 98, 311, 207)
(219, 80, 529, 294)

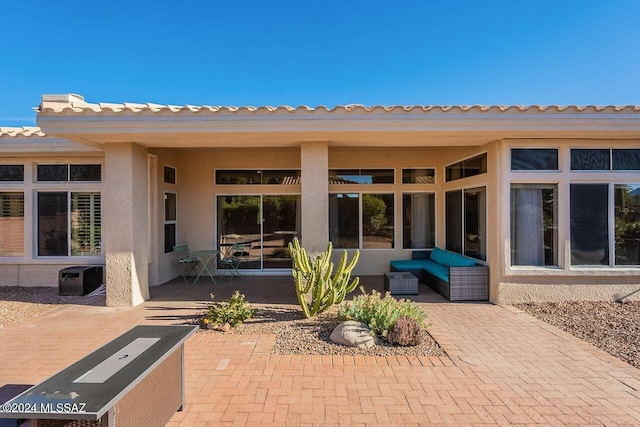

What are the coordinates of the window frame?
(444, 186, 487, 261)
(0, 191, 25, 257)
(445, 152, 488, 182)
(401, 191, 436, 250)
(35, 163, 102, 183)
(35, 190, 102, 258)
(164, 192, 177, 254)
(510, 148, 560, 172)
(164, 165, 177, 185)
(329, 191, 395, 250)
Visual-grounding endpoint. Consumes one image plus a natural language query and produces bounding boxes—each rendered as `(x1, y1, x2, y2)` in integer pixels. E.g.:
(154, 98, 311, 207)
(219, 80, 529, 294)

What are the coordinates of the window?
(615, 185, 640, 265)
(0, 165, 24, 182)
(164, 192, 177, 253)
(164, 166, 176, 184)
(445, 154, 487, 182)
(571, 149, 640, 171)
(402, 193, 435, 249)
(37, 164, 101, 182)
(511, 149, 558, 171)
(70, 193, 102, 256)
(362, 194, 394, 249)
(613, 150, 640, 170)
(329, 194, 359, 248)
(445, 188, 486, 261)
(511, 185, 558, 266)
(0, 193, 24, 256)
(571, 149, 610, 170)
(70, 165, 101, 181)
(402, 169, 435, 184)
(329, 193, 394, 249)
(216, 170, 301, 185)
(570, 184, 609, 265)
(329, 169, 394, 184)
(37, 192, 101, 256)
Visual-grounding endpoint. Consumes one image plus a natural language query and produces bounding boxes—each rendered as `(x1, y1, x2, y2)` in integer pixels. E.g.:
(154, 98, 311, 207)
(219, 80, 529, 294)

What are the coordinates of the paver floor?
(0, 280, 639, 426)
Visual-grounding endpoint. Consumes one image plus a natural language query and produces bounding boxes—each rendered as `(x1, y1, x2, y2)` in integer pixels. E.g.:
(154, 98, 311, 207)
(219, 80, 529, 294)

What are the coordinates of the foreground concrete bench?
(0, 324, 197, 426)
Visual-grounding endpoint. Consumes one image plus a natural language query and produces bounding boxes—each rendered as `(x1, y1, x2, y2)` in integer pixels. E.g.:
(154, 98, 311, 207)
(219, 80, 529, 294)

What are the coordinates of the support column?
(103, 142, 150, 306)
(301, 141, 329, 254)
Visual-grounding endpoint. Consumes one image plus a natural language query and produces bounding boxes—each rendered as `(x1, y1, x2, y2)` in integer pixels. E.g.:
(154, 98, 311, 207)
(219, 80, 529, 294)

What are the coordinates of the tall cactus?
(288, 237, 360, 318)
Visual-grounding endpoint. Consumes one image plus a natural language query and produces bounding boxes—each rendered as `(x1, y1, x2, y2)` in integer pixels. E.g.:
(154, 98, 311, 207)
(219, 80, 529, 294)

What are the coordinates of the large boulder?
(330, 321, 378, 349)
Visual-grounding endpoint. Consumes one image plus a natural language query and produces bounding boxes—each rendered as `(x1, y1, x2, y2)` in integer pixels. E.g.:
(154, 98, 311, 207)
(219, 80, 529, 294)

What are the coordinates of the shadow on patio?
(149, 275, 450, 305)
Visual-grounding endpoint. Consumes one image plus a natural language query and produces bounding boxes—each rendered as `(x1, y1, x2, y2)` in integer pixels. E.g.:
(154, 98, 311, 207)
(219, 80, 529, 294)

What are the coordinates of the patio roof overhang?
(35, 94, 640, 149)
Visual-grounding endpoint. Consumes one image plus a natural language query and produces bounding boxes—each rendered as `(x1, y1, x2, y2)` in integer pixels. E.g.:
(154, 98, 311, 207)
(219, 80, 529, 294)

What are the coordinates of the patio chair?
(173, 245, 198, 283)
(219, 243, 248, 281)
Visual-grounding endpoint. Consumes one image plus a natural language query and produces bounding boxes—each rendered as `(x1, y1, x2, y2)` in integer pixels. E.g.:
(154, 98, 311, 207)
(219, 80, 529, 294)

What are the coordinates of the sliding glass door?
(217, 195, 300, 270)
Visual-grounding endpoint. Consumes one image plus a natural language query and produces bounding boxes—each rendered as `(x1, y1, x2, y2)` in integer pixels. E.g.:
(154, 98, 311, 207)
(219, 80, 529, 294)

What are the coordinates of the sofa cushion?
(390, 260, 428, 270)
(421, 260, 449, 282)
(429, 247, 445, 264)
(440, 251, 476, 268)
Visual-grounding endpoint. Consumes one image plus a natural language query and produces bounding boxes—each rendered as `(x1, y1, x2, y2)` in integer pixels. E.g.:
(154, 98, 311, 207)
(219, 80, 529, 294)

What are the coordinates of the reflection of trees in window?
(362, 194, 394, 249)
(615, 185, 640, 265)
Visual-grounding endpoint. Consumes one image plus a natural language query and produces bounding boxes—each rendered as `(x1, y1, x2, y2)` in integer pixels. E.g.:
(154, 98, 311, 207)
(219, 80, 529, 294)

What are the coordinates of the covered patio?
(149, 275, 449, 305)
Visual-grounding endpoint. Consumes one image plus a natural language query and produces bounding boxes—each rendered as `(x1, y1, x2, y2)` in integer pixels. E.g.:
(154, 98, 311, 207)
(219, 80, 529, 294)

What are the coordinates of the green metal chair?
(173, 245, 198, 283)
(219, 243, 248, 281)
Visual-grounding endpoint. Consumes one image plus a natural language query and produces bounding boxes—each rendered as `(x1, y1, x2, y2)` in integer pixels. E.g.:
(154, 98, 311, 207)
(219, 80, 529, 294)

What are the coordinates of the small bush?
(387, 316, 424, 346)
(338, 287, 428, 341)
(204, 291, 254, 328)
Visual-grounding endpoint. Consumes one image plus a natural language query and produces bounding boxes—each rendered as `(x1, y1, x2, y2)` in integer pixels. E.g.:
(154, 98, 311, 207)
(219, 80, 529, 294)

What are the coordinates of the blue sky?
(1, 1, 639, 126)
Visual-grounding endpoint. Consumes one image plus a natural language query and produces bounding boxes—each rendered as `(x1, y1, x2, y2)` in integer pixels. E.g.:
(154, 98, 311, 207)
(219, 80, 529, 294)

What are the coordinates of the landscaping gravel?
(203, 304, 447, 357)
(515, 301, 640, 369)
(0, 286, 96, 328)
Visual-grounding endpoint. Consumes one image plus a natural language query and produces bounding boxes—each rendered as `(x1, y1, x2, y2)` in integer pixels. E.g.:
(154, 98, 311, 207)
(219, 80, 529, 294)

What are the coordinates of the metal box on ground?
(59, 266, 103, 296)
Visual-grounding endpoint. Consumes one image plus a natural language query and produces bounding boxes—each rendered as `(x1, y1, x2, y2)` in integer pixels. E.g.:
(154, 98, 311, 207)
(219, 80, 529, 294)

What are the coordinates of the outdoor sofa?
(390, 247, 489, 301)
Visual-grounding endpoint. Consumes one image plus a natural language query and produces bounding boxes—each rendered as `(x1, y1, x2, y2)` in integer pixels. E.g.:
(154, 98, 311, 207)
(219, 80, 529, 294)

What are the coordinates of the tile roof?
(0, 126, 46, 137)
(37, 94, 640, 116)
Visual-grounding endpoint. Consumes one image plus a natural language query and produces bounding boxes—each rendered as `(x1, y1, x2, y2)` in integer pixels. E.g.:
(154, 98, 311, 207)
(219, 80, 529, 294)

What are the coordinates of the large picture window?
(402, 193, 435, 249)
(511, 184, 558, 266)
(329, 193, 394, 249)
(445, 188, 486, 261)
(0, 192, 24, 256)
(37, 192, 101, 257)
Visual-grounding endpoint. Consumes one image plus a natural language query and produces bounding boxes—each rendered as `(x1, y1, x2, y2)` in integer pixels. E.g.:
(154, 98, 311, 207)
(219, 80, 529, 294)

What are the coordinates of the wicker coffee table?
(384, 272, 419, 295)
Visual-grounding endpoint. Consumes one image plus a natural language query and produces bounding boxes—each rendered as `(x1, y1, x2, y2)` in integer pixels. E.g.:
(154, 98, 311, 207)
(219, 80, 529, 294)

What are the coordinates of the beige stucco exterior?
(1, 95, 639, 306)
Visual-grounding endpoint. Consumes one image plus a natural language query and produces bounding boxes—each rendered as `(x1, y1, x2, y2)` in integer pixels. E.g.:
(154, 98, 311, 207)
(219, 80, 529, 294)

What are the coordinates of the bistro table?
(193, 249, 219, 284)
(0, 325, 197, 427)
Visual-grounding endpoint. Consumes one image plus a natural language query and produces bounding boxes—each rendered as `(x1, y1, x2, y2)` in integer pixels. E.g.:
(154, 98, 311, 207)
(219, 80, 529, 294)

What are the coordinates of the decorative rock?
(216, 322, 231, 333)
(330, 321, 377, 349)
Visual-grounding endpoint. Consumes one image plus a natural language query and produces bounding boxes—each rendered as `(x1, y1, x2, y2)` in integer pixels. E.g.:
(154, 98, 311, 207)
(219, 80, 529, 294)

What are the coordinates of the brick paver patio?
(0, 283, 639, 426)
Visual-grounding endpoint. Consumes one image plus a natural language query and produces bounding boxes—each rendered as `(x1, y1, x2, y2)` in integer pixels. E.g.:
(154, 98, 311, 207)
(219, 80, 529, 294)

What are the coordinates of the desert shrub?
(204, 291, 254, 327)
(387, 315, 424, 346)
(338, 287, 428, 341)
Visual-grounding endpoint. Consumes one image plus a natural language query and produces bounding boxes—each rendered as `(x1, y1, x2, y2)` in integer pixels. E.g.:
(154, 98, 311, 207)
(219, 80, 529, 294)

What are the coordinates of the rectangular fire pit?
(0, 324, 197, 426)
(384, 272, 419, 295)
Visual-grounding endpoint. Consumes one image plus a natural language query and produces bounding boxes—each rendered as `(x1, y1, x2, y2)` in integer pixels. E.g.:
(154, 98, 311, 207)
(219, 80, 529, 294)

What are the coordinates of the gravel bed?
(515, 301, 640, 369)
(202, 304, 447, 357)
(0, 287, 98, 328)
